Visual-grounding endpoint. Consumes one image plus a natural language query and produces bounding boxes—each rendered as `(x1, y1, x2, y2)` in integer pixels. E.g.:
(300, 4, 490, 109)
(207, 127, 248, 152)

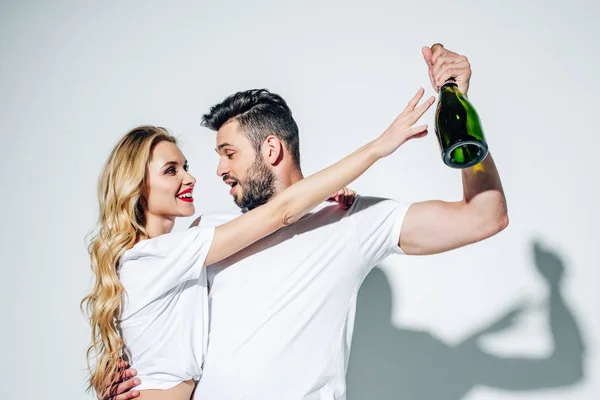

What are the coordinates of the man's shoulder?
(293, 196, 403, 232)
(344, 195, 411, 231)
(350, 195, 401, 213)
(197, 206, 243, 227)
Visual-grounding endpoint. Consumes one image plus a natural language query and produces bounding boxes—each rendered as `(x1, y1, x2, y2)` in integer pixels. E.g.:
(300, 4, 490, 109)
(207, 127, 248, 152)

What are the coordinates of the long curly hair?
(81, 126, 176, 398)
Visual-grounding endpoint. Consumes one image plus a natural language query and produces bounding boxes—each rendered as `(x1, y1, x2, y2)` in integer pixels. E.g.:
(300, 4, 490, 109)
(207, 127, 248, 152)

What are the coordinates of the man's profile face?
(215, 120, 276, 210)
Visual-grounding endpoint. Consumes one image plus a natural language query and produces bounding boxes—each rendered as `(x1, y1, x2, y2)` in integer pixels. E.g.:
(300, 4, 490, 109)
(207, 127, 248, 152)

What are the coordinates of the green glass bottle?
(434, 80, 488, 169)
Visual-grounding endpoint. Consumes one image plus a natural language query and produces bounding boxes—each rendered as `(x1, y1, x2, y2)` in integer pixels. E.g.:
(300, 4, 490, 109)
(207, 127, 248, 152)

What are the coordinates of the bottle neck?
(440, 78, 457, 90)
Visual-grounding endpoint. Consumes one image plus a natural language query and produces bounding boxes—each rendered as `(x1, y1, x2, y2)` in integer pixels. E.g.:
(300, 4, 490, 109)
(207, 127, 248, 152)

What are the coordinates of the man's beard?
(233, 156, 276, 211)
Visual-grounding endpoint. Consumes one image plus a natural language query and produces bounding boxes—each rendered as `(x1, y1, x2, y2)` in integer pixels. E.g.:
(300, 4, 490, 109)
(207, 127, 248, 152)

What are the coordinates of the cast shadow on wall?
(347, 240, 585, 399)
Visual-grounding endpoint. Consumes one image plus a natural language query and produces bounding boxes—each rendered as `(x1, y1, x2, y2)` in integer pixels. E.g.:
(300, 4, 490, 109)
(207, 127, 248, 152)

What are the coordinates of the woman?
(82, 88, 434, 400)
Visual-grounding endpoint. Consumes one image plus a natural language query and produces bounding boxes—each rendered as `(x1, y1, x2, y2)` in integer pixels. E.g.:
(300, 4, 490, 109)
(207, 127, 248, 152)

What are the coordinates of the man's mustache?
(223, 174, 240, 185)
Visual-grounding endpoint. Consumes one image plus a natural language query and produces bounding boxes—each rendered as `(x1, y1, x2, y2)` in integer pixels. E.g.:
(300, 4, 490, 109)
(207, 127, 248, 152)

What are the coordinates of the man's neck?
(272, 168, 304, 197)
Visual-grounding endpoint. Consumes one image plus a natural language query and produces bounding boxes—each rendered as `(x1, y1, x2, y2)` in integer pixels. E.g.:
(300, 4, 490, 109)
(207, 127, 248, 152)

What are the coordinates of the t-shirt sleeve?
(348, 195, 411, 266)
(119, 226, 215, 313)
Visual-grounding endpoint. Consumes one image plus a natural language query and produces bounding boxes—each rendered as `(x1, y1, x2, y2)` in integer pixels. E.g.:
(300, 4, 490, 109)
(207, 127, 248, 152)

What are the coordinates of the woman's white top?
(118, 226, 215, 390)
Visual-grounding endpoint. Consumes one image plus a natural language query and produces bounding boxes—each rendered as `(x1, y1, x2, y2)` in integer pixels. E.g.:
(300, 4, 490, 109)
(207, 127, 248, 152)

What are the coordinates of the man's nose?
(217, 159, 229, 177)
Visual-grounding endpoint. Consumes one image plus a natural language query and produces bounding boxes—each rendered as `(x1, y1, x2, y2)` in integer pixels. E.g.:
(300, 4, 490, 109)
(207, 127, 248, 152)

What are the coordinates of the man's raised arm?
(399, 44, 508, 256)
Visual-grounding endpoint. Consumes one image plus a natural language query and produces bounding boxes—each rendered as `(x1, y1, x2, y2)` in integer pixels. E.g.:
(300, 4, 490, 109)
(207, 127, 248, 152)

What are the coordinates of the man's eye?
(226, 153, 234, 159)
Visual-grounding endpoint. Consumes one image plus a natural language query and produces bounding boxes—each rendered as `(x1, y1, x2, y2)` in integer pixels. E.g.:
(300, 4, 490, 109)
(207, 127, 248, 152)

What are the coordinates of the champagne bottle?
(433, 46, 488, 169)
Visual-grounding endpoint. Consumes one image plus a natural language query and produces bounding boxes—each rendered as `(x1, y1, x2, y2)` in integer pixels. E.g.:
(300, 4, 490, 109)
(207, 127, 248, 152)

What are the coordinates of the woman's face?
(145, 141, 196, 219)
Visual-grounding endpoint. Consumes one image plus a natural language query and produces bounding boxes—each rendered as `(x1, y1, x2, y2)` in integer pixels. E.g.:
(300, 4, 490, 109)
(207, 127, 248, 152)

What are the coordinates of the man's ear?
(262, 135, 284, 166)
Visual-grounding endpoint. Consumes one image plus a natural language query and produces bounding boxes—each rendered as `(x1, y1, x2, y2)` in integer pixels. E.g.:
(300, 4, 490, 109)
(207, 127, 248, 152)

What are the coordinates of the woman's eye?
(166, 167, 176, 175)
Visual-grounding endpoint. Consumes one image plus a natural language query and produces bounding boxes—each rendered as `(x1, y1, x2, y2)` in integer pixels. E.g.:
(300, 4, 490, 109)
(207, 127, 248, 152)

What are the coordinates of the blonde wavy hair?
(81, 125, 177, 398)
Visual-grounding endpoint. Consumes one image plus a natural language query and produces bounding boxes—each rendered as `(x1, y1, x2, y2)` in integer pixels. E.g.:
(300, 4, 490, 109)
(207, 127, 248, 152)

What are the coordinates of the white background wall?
(0, 1, 597, 399)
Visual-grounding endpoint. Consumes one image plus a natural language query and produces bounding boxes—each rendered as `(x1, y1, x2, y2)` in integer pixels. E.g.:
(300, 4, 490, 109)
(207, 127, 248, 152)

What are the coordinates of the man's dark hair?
(201, 89, 301, 168)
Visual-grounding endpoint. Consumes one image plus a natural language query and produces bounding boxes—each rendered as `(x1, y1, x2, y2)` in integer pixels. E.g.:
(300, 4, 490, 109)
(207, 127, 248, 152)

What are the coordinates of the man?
(109, 44, 507, 399)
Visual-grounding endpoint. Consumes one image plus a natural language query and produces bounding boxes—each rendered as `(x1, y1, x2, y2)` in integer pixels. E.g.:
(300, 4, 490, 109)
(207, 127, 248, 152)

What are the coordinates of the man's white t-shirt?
(195, 196, 410, 400)
(119, 226, 215, 390)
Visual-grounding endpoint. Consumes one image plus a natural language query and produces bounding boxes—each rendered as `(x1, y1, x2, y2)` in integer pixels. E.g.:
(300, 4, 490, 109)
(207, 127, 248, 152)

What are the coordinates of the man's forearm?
(461, 153, 508, 228)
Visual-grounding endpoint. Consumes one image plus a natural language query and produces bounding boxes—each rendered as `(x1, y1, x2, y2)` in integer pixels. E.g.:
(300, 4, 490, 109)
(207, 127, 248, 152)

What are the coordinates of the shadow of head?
(533, 240, 564, 286)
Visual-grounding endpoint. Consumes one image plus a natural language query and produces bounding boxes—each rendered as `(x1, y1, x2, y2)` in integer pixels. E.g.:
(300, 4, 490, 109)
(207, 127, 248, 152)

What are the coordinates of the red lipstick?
(177, 188, 194, 203)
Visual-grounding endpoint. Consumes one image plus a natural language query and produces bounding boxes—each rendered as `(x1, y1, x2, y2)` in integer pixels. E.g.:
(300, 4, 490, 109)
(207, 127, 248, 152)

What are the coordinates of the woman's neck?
(143, 213, 176, 239)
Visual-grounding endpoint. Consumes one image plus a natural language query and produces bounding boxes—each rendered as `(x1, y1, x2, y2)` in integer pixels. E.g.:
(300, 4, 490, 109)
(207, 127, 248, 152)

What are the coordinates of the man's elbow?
(498, 212, 509, 232)
(480, 210, 509, 240)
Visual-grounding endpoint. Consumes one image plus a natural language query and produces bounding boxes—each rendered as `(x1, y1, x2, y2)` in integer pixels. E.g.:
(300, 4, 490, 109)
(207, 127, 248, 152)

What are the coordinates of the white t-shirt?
(119, 226, 215, 390)
(195, 196, 409, 400)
